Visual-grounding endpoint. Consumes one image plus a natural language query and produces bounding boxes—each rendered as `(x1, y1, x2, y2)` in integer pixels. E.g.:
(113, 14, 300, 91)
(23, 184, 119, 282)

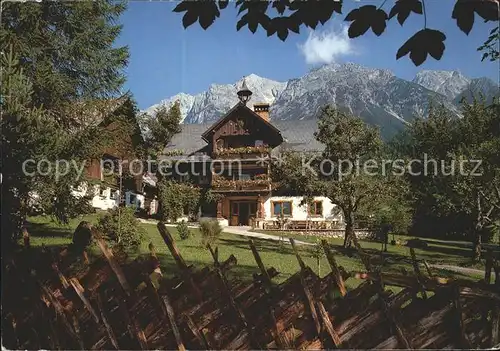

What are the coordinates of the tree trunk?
(473, 232, 482, 262)
(473, 215, 487, 262)
(22, 227, 30, 248)
(317, 257, 321, 276)
(343, 211, 355, 248)
(1, 187, 26, 250)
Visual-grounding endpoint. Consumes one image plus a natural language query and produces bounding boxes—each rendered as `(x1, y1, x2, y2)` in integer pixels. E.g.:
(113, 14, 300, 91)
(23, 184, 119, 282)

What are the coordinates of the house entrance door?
(239, 202, 250, 225)
(230, 201, 257, 226)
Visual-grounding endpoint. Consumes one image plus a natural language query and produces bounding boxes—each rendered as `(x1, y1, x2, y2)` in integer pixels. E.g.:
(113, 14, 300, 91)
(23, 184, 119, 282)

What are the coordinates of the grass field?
(25, 213, 364, 287)
(25, 213, 491, 288)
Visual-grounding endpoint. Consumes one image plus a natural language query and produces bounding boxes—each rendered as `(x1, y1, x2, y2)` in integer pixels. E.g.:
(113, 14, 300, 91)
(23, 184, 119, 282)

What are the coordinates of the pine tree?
(1, 1, 129, 113)
(1, 1, 129, 247)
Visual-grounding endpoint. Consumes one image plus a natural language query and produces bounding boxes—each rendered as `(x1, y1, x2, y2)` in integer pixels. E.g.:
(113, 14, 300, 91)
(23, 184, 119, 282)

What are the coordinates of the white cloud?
(298, 25, 354, 65)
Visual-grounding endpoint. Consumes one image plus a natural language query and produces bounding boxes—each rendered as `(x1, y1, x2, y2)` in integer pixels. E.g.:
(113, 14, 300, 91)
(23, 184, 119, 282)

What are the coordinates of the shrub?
(72, 221, 93, 252)
(157, 180, 201, 222)
(176, 220, 191, 240)
(96, 206, 146, 250)
(135, 207, 149, 219)
(277, 237, 288, 254)
(199, 219, 222, 247)
(310, 239, 325, 276)
(485, 220, 500, 245)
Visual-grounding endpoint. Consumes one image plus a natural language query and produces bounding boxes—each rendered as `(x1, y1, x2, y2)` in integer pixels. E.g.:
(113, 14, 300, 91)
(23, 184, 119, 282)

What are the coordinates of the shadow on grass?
(25, 221, 73, 238)
(144, 251, 362, 290)
(420, 238, 500, 253)
(359, 236, 494, 266)
(219, 237, 299, 255)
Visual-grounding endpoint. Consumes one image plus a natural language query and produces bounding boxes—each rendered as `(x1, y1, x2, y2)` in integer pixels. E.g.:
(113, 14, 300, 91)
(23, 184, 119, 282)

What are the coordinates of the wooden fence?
(2, 222, 499, 349)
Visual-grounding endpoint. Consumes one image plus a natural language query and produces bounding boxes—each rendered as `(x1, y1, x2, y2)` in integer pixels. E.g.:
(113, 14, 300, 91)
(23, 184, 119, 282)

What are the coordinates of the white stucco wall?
(73, 184, 119, 210)
(95, 187, 120, 210)
(71, 183, 144, 211)
(262, 196, 342, 222)
(149, 199, 159, 215)
(125, 191, 145, 209)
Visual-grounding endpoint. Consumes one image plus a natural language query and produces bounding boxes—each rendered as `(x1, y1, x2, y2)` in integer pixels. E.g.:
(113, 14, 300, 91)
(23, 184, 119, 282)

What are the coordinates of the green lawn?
(253, 229, 496, 269)
(25, 214, 489, 288)
(25, 213, 364, 288)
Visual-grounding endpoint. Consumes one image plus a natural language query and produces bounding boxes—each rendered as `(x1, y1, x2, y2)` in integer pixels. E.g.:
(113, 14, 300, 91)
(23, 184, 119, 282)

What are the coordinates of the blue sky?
(116, 1, 500, 109)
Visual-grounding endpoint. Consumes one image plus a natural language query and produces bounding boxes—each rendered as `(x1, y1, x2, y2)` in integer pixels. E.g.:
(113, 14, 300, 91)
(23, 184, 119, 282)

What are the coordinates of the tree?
(172, 0, 499, 66)
(393, 105, 473, 240)
(139, 102, 186, 222)
(1, 0, 129, 247)
(176, 220, 192, 240)
(157, 180, 201, 223)
(315, 106, 386, 248)
(358, 170, 413, 245)
(448, 101, 500, 260)
(271, 150, 321, 198)
(398, 99, 500, 260)
(140, 102, 182, 157)
(1, 1, 129, 113)
(478, 25, 500, 62)
(273, 107, 388, 248)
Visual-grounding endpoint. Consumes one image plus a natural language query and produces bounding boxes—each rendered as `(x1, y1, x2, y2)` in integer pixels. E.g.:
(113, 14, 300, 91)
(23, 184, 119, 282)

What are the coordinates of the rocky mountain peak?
(413, 70, 471, 99)
(142, 65, 498, 139)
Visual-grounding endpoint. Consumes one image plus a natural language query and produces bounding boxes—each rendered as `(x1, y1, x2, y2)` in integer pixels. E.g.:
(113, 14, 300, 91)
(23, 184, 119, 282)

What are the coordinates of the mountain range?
(143, 63, 499, 138)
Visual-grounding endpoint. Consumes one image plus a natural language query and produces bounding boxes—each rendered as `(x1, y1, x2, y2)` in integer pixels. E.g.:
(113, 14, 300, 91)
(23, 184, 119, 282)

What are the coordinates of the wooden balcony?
(213, 146, 271, 160)
(211, 178, 272, 192)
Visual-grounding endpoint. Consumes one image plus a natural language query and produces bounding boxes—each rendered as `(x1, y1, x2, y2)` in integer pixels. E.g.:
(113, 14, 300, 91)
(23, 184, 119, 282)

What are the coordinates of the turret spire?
(237, 77, 253, 105)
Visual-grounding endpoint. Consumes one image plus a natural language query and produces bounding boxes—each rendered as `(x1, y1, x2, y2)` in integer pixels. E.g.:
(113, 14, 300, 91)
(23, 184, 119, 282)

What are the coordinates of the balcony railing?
(213, 146, 271, 159)
(211, 177, 272, 191)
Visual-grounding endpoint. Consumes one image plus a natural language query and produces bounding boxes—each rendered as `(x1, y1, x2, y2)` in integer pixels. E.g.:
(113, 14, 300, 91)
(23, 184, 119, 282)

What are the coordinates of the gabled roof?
(161, 119, 323, 160)
(201, 102, 283, 142)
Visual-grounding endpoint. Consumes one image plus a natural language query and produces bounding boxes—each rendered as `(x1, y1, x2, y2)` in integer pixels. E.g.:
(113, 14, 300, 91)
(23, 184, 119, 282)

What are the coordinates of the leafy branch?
(172, 0, 499, 66)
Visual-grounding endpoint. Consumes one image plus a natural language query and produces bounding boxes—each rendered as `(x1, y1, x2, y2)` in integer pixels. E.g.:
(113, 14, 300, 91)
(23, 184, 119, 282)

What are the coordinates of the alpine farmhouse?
(161, 81, 344, 229)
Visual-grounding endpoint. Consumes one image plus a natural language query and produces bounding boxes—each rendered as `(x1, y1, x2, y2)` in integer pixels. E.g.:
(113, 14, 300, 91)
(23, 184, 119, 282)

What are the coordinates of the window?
(159, 164, 171, 175)
(272, 201, 292, 217)
(238, 173, 251, 181)
(309, 201, 323, 216)
(216, 139, 224, 150)
(150, 163, 158, 174)
(250, 203, 257, 216)
(99, 187, 107, 198)
(255, 140, 264, 147)
(110, 190, 118, 200)
(199, 174, 209, 184)
(129, 194, 136, 204)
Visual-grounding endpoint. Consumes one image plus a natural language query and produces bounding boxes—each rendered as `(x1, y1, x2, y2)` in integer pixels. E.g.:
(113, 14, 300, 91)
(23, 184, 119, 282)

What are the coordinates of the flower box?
(211, 176, 271, 191)
(213, 146, 271, 158)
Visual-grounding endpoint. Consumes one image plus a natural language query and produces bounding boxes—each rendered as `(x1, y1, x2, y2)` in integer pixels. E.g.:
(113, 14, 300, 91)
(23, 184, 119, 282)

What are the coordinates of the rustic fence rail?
(2, 222, 499, 350)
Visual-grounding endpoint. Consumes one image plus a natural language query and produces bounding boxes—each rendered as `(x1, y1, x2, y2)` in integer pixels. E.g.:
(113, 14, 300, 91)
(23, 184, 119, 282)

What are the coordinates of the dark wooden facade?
(173, 102, 283, 225)
(202, 103, 282, 152)
(85, 98, 144, 195)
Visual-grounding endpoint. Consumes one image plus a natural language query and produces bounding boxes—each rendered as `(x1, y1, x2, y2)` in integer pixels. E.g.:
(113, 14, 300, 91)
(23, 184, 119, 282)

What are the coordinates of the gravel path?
(138, 219, 311, 245)
(428, 263, 490, 277)
(221, 226, 312, 246)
